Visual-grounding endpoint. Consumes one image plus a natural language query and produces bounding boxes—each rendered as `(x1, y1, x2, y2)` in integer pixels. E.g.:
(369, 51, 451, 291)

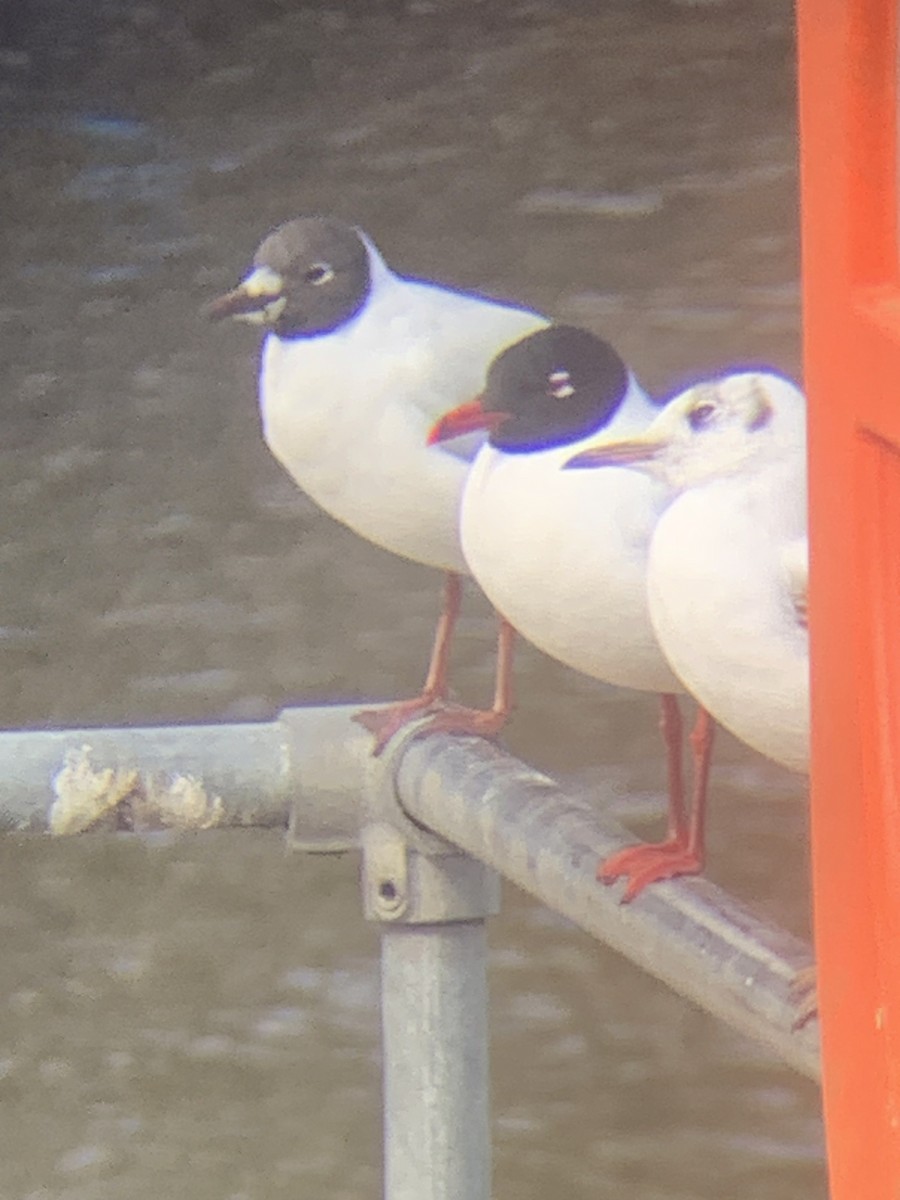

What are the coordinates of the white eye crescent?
(547, 369, 575, 400)
(305, 263, 335, 286)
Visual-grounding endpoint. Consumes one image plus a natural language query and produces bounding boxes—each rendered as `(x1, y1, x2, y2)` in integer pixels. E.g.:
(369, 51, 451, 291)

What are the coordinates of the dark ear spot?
(747, 381, 774, 431)
(687, 400, 717, 431)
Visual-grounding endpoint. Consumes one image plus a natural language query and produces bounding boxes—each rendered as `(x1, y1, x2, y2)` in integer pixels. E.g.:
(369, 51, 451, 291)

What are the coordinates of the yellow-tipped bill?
(204, 266, 286, 324)
(565, 434, 663, 470)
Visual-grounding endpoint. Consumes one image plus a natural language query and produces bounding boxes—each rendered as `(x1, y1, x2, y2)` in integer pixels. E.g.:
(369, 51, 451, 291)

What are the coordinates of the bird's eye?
(304, 263, 335, 285)
(688, 401, 717, 431)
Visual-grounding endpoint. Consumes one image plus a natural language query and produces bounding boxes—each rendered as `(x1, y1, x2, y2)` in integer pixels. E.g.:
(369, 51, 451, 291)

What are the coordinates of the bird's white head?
(565, 371, 806, 492)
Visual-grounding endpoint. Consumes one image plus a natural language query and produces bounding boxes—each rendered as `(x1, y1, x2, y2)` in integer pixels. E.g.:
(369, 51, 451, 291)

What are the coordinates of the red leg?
(598, 703, 715, 903)
(413, 616, 517, 740)
(354, 572, 463, 755)
(597, 694, 686, 883)
(685, 706, 714, 861)
(661, 692, 687, 840)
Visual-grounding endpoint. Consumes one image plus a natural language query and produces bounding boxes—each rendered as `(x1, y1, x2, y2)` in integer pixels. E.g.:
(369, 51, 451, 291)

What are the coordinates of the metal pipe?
(381, 921, 491, 1200)
(0, 706, 819, 1079)
(0, 705, 373, 841)
(359, 782, 499, 1199)
(0, 719, 292, 832)
(393, 732, 820, 1082)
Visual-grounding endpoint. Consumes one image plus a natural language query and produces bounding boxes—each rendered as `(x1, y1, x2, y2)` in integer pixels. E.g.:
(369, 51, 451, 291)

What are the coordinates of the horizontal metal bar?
(0, 706, 372, 840)
(0, 720, 285, 831)
(0, 705, 819, 1080)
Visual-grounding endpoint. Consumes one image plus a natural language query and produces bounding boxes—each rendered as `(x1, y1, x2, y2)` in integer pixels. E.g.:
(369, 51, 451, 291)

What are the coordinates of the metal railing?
(2, 703, 819, 1200)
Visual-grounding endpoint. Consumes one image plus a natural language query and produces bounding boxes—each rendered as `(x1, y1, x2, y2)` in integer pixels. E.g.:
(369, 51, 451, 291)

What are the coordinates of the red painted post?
(797, 1, 900, 1192)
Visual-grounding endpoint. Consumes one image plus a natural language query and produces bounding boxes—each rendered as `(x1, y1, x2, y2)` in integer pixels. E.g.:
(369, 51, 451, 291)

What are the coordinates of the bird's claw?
(353, 696, 443, 756)
(597, 840, 703, 903)
(411, 705, 508, 742)
(354, 699, 509, 756)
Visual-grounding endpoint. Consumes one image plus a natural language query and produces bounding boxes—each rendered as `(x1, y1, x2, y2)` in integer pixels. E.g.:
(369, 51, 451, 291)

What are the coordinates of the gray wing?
(400, 279, 548, 462)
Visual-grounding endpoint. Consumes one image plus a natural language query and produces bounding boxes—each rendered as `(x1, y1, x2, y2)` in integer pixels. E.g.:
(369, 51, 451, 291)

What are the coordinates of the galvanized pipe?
(393, 732, 820, 1082)
(381, 921, 491, 1200)
(0, 719, 293, 831)
(0, 705, 819, 1080)
(0, 705, 373, 841)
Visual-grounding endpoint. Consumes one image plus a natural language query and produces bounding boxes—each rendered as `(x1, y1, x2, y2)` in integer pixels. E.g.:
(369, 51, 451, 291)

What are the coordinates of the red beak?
(427, 396, 510, 445)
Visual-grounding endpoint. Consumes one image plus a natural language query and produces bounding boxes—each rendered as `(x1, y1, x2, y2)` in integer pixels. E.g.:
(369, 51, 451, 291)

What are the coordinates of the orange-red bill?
(427, 396, 509, 445)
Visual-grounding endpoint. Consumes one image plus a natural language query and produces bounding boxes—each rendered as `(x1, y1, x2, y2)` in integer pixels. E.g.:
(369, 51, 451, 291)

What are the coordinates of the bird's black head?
(483, 324, 631, 453)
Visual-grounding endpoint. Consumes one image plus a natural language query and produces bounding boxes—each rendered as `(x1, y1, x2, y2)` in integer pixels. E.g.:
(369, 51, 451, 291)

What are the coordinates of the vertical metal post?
(361, 812, 500, 1200)
(381, 919, 490, 1200)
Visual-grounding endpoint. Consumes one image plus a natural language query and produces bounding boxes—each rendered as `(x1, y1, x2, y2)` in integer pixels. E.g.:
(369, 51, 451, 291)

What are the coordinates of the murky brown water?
(0, 1, 824, 1196)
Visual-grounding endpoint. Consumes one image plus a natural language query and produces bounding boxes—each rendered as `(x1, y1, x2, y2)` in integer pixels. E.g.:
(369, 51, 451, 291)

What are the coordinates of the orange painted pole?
(797, 0, 900, 1193)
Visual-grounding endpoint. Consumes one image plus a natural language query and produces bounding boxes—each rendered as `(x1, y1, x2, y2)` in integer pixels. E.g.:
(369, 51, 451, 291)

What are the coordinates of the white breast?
(259, 272, 546, 573)
(460, 383, 681, 693)
(646, 461, 809, 771)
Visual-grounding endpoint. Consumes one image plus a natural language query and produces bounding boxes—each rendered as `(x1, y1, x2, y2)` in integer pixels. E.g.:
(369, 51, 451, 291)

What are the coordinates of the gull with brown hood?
(207, 215, 547, 752)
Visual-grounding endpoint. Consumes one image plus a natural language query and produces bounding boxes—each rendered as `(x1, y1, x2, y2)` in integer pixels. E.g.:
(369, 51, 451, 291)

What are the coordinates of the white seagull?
(429, 325, 715, 901)
(207, 215, 547, 752)
(567, 370, 809, 774)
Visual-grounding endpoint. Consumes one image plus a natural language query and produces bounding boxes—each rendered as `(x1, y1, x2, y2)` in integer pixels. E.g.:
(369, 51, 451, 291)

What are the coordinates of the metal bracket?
(281, 705, 377, 853)
(361, 821, 501, 923)
(361, 719, 501, 925)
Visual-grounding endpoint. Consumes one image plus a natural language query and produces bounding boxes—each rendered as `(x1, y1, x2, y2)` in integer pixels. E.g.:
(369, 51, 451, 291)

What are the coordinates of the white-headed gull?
(568, 370, 808, 772)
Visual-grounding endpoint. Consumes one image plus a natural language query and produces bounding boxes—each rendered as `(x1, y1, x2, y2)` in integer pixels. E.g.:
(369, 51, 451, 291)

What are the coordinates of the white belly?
(461, 444, 680, 693)
(647, 487, 810, 772)
(258, 279, 545, 573)
(263, 351, 469, 571)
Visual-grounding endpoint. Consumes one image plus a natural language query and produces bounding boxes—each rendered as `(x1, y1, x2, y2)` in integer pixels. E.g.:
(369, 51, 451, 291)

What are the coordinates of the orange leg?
(413, 616, 516, 741)
(354, 572, 463, 755)
(598, 703, 715, 903)
(661, 692, 688, 841)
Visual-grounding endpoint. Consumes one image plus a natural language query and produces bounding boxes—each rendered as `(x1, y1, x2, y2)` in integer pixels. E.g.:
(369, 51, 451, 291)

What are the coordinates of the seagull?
(206, 215, 547, 752)
(428, 325, 715, 901)
(567, 369, 811, 1018)
(567, 370, 808, 773)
